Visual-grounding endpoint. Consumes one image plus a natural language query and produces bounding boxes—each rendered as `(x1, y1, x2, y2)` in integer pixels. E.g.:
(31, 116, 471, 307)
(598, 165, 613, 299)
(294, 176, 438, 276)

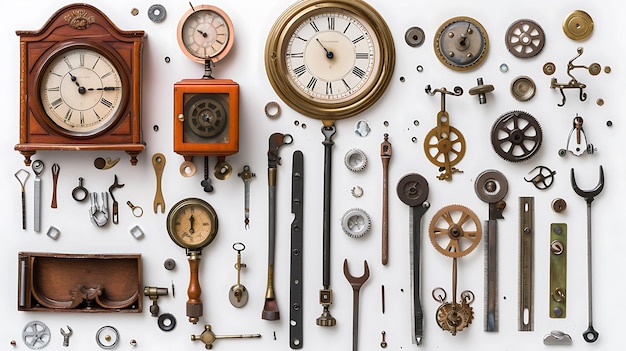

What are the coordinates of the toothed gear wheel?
(344, 148, 367, 172)
(491, 111, 542, 162)
(341, 208, 371, 238)
(22, 321, 51, 350)
(428, 204, 482, 258)
(505, 19, 545, 58)
(435, 301, 474, 335)
(434, 16, 489, 71)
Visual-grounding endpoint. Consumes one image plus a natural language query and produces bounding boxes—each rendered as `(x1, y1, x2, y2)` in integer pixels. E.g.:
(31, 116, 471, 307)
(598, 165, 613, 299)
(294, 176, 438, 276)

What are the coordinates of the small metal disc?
(344, 149, 367, 172)
(405, 27, 425, 47)
(551, 198, 567, 213)
(510, 75, 536, 101)
(543, 62, 556, 75)
(505, 19, 545, 58)
(164, 258, 176, 270)
(96, 326, 120, 349)
(397, 173, 429, 207)
(157, 313, 177, 331)
(588, 63, 601, 76)
(474, 170, 508, 203)
(563, 10, 594, 41)
(148, 4, 166, 23)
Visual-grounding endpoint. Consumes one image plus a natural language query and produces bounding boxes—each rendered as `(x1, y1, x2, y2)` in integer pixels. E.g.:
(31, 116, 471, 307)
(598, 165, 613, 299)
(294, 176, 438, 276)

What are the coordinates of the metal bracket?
(519, 197, 534, 331)
(550, 223, 567, 318)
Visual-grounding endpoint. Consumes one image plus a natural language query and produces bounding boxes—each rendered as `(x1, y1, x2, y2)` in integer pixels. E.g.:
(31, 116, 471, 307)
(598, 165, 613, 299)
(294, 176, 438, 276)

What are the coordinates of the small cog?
(344, 149, 367, 172)
(341, 208, 371, 238)
(505, 19, 545, 58)
(428, 204, 482, 258)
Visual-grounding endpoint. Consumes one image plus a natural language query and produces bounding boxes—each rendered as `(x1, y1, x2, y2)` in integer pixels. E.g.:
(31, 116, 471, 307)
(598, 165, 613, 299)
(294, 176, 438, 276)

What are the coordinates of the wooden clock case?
(173, 78, 239, 160)
(15, 3, 145, 166)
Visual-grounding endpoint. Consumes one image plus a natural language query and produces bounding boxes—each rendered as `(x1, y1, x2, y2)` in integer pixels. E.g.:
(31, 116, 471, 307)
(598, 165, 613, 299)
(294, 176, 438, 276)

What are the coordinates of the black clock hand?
(189, 214, 195, 234)
(316, 38, 334, 59)
(88, 87, 121, 91)
(68, 72, 87, 94)
(197, 29, 208, 38)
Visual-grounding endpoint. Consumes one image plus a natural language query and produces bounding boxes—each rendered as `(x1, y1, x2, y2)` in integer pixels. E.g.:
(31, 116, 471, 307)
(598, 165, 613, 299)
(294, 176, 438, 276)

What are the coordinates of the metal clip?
(89, 192, 109, 227)
(543, 330, 572, 345)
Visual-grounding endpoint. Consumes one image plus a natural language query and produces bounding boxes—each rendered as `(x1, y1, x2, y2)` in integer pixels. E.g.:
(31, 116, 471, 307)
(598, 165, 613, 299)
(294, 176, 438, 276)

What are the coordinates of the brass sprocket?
(428, 204, 482, 258)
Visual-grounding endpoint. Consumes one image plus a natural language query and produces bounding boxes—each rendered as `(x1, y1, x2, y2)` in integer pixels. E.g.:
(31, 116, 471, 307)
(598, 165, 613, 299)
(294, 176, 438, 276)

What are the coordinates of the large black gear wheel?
(505, 19, 545, 58)
(491, 111, 542, 162)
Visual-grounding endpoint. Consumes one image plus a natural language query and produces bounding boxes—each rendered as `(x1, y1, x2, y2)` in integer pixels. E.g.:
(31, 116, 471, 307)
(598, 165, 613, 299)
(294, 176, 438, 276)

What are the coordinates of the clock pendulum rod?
(290, 150, 304, 348)
(380, 134, 391, 265)
(262, 132, 293, 321)
(316, 125, 337, 327)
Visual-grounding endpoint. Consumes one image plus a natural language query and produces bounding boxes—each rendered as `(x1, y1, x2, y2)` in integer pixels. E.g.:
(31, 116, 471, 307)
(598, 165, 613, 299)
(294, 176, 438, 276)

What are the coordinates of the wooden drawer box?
(18, 252, 142, 313)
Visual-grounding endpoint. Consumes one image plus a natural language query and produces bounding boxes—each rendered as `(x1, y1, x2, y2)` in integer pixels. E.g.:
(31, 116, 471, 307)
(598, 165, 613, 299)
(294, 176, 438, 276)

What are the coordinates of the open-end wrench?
(152, 153, 166, 213)
(343, 259, 370, 351)
(32, 160, 45, 232)
(108, 175, 125, 224)
(571, 165, 604, 343)
(60, 325, 72, 347)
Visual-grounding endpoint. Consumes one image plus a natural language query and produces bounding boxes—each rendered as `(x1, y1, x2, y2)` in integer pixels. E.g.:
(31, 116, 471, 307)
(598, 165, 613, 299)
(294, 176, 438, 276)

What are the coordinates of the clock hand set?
(316, 38, 334, 59)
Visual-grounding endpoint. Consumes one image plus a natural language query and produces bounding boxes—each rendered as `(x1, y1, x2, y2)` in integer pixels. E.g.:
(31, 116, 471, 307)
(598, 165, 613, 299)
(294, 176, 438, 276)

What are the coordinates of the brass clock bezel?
(176, 5, 235, 64)
(166, 197, 218, 251)
(265, 0, 395, 121)
(35, 43, 130, 138)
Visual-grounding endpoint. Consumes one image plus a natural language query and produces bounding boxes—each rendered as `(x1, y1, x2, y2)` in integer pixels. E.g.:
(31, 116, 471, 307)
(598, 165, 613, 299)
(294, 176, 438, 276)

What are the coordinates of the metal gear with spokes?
(505, 19, 545, 58)
(22, 321, 51, 350)
(428, 204, 482, 258)
(424, 126, 466, 172)
(491, 111, 542, 162)
(435, 300, 475, 334)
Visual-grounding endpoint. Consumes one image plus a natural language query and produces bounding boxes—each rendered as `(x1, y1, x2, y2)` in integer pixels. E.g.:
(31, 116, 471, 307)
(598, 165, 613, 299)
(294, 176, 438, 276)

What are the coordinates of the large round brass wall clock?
(15, 4, 145, 166)
(265, 0, 395, 122)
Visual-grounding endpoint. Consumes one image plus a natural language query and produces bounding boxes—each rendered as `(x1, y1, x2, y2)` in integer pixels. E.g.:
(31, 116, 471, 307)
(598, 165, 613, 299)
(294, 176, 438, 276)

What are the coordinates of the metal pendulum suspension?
(380, 134, 391, 265)
(317, 125, 337, 327)
(238, 165, 255, 229)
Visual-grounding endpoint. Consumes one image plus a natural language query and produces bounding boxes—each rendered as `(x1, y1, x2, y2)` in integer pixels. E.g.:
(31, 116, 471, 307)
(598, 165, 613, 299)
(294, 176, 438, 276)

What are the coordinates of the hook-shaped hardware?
(425, 85, 463, 112)
(570, 166, 604, 204)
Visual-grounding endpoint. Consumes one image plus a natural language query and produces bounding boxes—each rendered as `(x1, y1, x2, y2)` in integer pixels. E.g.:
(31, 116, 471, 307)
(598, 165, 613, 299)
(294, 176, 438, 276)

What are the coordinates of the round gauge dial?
(167, 198, 218, 250)
(265, 0, 395, 120)
(39, 46, 125, 136)
(177, 5, 234, 64)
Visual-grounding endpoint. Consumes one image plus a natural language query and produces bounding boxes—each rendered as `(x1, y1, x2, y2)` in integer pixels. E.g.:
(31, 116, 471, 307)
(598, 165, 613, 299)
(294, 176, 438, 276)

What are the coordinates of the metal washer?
(158, 313, 177, 331)
(405, 26, 425, 47)
(96, 325, 120, 349)
(474, 170, 508, 203)
(148, 4, 166, 23)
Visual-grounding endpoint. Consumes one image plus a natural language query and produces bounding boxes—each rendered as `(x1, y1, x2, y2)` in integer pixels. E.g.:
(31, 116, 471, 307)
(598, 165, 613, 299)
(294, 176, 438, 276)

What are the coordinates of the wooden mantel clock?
(15, 3, 145, 166)
(174, 4, 239, 182)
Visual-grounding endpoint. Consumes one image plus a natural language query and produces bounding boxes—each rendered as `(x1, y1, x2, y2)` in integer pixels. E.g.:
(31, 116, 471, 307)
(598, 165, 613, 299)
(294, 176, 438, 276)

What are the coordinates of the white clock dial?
(40, 48, 124, 135)
(177, 5, 234, 64)
(285, 12, 379, 103)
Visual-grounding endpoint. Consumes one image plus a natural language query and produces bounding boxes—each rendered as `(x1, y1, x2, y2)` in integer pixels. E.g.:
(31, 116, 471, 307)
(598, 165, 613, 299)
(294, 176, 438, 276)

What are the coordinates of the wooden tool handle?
(187, 254, 203, 324)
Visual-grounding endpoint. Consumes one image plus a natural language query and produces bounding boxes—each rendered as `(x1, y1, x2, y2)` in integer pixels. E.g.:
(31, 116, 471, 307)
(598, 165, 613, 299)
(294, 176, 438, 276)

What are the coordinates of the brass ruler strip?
(549, 223, 567, 318)
(519, 197, 534, 331)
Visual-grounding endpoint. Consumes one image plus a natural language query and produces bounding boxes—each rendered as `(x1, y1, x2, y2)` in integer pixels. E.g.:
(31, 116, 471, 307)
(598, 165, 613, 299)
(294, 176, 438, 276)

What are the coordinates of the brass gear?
(491, 111, 542, 162)
(505, 19, 545, 58)
(434, 16, 489, 71)
(435, 301, 474, 335)
(428, 204, 482, 258)
(423, 126, 466, 169)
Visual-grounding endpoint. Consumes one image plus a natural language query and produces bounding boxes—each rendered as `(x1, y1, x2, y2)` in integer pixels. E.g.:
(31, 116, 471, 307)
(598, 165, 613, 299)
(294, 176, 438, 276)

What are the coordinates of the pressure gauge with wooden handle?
(166, 197, 218, 323)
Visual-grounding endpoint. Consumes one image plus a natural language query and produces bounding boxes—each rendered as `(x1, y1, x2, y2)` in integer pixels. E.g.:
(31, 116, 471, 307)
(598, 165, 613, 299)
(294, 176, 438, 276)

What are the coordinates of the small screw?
(416, 65, 424, 72)
(273, 331, 277, 340)
(10, 340, 16, 346)
(164, 57, 171, 63)
(380, 331, 387, 348)
(607, 120, 613, 127)
(399, 76, 405, 82)
(153, 125, 159, 132)
(130, 339, 137, 346)
(383, 120, 389, 127)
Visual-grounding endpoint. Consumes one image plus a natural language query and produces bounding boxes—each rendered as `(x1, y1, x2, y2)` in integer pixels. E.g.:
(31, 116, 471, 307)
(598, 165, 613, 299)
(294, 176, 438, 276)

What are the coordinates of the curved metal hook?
(570, 166, 604, 203)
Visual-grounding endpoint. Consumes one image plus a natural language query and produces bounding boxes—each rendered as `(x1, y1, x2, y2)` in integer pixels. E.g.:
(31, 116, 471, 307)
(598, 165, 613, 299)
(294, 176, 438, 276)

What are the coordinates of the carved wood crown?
(63, 9, 95, 30)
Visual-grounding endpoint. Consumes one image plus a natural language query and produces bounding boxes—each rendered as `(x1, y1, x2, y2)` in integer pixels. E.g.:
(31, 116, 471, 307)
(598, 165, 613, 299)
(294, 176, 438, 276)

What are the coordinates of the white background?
(1, 0, 624, 350)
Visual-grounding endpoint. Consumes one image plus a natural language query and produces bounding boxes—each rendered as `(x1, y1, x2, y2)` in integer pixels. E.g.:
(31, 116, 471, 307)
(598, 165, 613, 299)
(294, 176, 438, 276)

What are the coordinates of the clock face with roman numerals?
(39, 47, 124, 136)
(265, 0, 395, 120)
(286, 11, 379, 103)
